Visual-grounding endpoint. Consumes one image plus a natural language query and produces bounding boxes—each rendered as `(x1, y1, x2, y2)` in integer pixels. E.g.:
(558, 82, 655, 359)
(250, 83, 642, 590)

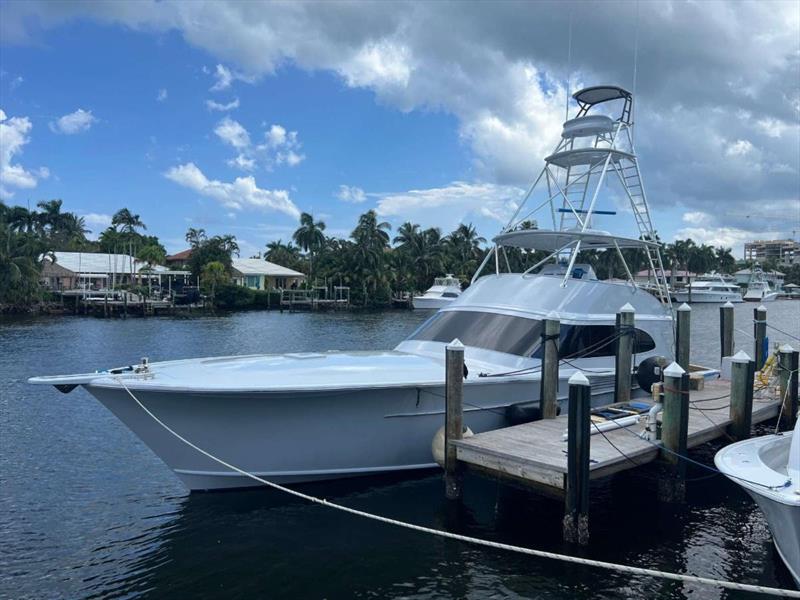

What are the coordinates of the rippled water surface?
(2, 301, 798, 599)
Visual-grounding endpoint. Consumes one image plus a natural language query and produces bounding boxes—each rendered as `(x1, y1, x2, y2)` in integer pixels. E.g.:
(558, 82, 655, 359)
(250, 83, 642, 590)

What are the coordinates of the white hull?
(744, 292, 780, 302)
(672, 291, 743, 304)
(89, 372, 616, 490)
(715, 428, 800, 587)
(412, 296, 455, 309)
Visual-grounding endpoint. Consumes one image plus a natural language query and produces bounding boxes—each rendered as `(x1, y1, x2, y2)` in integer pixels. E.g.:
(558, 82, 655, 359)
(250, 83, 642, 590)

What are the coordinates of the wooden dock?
(453, 378, 781, 493)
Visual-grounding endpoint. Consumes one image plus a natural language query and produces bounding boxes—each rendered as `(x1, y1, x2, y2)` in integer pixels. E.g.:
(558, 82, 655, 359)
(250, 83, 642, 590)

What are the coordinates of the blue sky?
(1, 1, 797, 257)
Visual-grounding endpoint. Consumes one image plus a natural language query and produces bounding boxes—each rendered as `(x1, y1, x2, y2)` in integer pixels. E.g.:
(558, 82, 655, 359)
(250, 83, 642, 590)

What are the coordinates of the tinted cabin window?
(532, 325, 657, 359)
(410, 310, 543, 356)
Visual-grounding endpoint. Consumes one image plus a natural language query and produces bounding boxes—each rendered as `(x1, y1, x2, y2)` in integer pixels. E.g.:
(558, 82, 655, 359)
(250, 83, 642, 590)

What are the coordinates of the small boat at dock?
(671, 273, 742, 304)
(744, 264, 780, 302)
(715, 417, 800, 586)
(412, 275, 462, 309)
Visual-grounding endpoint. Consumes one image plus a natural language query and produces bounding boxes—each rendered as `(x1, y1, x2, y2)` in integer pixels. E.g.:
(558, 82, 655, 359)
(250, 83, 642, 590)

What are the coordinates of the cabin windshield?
(408, 309, 657, 358)
(409, 310, 543, 356)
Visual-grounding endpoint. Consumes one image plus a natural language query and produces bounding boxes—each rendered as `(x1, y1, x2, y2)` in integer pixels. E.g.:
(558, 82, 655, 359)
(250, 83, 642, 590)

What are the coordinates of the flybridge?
(473, 85, 671, 306)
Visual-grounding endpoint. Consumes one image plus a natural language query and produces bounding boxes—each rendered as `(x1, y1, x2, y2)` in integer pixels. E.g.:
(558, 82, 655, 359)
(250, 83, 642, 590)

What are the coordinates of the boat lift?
(473, 85, 672, 309)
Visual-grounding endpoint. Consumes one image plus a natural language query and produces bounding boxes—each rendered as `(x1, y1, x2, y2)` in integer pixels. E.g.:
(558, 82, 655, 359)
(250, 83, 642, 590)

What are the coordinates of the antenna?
(565, 3, 574, 121)
(631, 0, 640, 126)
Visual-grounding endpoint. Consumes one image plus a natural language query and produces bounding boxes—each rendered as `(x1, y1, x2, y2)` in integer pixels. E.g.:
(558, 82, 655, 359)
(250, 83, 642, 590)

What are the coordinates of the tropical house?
(40, 251, 192, 293)
(231, 258, 305, 290)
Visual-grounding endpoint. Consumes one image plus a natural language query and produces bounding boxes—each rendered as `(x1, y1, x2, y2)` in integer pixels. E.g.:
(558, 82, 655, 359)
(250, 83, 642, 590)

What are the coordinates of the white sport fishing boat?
(715, 416, 800, 586)
(412, 275, 462, 309)
(30, 85, 676, 491)
(672, 273, 743, 304)
(744, 264, 780, 302)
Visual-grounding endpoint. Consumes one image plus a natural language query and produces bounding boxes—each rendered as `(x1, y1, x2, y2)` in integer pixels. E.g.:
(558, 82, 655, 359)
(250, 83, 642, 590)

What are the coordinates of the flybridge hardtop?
(29, 85, 678, 490)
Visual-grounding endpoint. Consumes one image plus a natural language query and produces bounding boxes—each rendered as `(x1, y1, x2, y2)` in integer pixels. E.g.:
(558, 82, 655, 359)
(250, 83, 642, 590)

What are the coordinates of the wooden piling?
(540, 317, 560, 419)
(614, 304, 635, 407)
(563, 372, 590, 545)
(778, 344, 799, 431)
(719, 301, 734, 360)
(754, 305, 767, 370)
(444, 339, 465, 500)
(659, 362, 689, 503)
(675, 303, 691, 372)
(729, 350, 755, 441)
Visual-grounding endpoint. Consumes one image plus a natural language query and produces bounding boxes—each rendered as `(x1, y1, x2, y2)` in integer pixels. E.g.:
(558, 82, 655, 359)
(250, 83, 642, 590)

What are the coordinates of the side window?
(558, 325, 617, 358)
(633, 329, 656, 353)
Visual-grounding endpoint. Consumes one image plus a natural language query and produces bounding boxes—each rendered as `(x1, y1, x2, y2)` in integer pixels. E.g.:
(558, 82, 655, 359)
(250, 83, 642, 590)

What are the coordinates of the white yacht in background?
(715, 416, 800, 586)
(412, 275, 462, 309)
(30, 85, 676, 491)
(744, 264, 780, 302)
(672, 273, 743, 304)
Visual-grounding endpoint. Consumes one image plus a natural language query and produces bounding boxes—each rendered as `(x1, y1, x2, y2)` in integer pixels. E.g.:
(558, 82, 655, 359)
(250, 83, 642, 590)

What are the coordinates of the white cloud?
(79, 212, 112, 238)
(209, 64, 255, 92)
(0, 108, 49, 199)
(226, 153, 255, 171)
(10, 75, 23, 90)
(376, 181, 524, 231)
(5, 1, 798, 237)
(681, 211, 710, 225)
(214, 116, 250, 149)
(725, 139, 754, 157)
(49, 108, 96, 134)
(164, 162, 300, 218)
(265, 124, 287, 148)
(156, 88, 168, 102)
(206, 97, 240, 111)
(262, 124, 304, 167)
(277, 149, 305, 167)
(673, 226, 787, 258)
(336, 185, 367, 203)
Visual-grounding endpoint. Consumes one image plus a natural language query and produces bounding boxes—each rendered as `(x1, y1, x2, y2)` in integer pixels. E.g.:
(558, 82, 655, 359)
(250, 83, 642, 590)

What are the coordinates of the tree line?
(1, 199, 798, 310)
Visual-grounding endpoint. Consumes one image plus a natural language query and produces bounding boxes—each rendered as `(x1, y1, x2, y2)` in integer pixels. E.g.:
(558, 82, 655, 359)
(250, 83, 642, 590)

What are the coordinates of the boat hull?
(745, 490, 800, 586)
(672, 291, 743, 304)
(412, 296, 455, 309)
(86, 374, 616, 491)
(744, 292, 779, 302)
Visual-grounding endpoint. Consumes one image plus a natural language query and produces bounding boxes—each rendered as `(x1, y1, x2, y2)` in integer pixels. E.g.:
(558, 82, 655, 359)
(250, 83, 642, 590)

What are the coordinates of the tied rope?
(113, 376, 800, 598)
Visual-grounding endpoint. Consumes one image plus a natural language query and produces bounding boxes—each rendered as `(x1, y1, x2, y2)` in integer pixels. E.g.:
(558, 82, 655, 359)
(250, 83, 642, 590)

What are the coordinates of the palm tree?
(201, 261, 228, 307)
(219, 234, 240, 257)
(393, 222, 420, 247)
(112, 208, 146, 235)
(185, 227, 207, 248)
(715, 246, 736, 274)
(36, 199, 64, 234)
(293, 212, 326, 283)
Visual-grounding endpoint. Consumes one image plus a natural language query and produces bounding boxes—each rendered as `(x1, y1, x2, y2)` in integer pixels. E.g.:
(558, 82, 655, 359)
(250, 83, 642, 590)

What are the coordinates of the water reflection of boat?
(30, 85, 675, 490)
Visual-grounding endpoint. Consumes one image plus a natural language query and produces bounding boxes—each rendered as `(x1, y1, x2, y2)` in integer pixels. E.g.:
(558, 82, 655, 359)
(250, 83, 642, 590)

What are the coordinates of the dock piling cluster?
(444, 301, 797, 546)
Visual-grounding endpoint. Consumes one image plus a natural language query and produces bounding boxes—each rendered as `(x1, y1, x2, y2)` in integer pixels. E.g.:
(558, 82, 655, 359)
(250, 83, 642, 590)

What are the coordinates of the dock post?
(444, 339, 465, 500)
(123, 292, 128, 319)
(675, 303, 691, 371)
(540, 316, 560, 419)
(778, 345, 799, 431)
(614, 303, 635, 407)
(719, 301, 734, 360)
(659, 362, 689, 503)
(563, 372, 591, 545)
(754, 305, 767, 371)
(729, 350, 755, 441)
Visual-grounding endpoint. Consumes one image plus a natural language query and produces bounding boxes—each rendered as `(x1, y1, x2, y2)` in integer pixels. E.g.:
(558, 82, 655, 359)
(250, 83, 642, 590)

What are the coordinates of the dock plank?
(454, 379, 781, 491)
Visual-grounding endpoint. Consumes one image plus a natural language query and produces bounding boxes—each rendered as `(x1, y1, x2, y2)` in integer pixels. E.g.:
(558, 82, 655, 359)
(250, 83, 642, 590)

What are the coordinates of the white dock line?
(114, 377, 800, 599)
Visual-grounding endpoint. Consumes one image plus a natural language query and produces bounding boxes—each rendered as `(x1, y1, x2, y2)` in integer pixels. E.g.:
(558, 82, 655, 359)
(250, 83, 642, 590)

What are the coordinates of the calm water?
(1, 302, 798, 599)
